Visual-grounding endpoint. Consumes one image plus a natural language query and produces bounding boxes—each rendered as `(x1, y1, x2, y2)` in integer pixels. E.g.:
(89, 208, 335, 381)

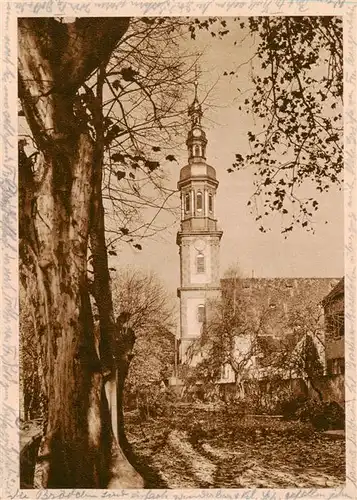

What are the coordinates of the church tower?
(177, 83, 223, 364)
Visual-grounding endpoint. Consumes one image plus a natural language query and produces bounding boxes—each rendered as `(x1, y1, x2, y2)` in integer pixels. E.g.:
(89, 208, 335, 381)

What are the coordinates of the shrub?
(224, 399, 249, 418)
(295, 400, 345, 431)
(136, 386, 178, 420)
(279, 395, 308, 420)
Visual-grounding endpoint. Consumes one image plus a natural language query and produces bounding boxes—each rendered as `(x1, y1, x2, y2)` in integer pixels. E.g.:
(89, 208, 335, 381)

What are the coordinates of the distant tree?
(111, 269, 175, 426)
(126, 325, 175, 417)
(265, 304, 326, 400)
(190, 16, 343, 233)
(183, 273, 269, 389)
(112, 268, 175, 330)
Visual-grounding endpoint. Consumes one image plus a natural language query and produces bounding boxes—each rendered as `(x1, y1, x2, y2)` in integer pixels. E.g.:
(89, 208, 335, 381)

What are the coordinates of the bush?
(223, 399, 249, 418)
(137, 386, 178, 420)
(279, 395, 345, 431)
(279, 395, 308, 420)
(295, 400, 345, 431)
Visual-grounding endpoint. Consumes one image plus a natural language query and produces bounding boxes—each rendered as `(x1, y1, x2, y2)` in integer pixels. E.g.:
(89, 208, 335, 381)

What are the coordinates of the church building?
(175, 85, 342, 393)
(176, 83, 223, 364)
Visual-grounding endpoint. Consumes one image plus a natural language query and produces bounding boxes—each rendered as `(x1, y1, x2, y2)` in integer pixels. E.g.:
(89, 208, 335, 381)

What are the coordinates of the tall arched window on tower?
(208, 193, 213, 213)
(185, 193, 190, 213)
(196, 191, 203, 212)
(196, 253, 205, 274)
(197, 304, 206, 323)
(194, 145, 200, 157)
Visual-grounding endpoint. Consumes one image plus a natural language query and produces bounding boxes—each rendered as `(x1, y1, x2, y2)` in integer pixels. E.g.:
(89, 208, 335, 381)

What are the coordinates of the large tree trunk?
(116, 323, 136, 454)
(87, 64, 137, 473)
(18, 17, 143, 488)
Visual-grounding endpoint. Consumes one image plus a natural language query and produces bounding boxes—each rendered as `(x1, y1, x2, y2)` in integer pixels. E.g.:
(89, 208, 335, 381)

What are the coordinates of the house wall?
(324, 293, 344, 362)
(219, 374, 345, 409)
(325, 338, 344, 360)
(307, 375, 344, 406)
(322, 279, 344, 379)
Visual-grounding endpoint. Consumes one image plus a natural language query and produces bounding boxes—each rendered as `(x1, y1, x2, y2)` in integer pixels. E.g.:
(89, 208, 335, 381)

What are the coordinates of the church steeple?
(186, 80, 207, 162)
(176, 78, 223, 366)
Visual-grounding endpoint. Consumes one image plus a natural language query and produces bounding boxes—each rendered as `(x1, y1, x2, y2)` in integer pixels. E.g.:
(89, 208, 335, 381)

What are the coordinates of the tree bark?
(19, 17, 143, 488)
(87, 65, 139, 473)
(115, 323, 136, 454)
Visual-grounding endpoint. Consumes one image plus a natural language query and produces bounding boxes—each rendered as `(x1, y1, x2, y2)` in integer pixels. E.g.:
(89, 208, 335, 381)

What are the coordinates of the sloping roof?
(220, 277, 340, 341)
(322, 277, 344, 306)
(221, 277, 340, 310)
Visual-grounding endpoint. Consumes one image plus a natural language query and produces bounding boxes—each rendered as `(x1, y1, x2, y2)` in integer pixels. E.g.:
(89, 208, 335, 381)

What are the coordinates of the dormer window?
(185, 193, 190, 213)
(196, 253, 205, 273)
(196, 191, 203, 211)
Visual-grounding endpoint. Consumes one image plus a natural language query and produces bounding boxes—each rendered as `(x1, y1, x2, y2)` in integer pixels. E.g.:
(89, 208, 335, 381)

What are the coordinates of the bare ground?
(125, 405, 345, 489)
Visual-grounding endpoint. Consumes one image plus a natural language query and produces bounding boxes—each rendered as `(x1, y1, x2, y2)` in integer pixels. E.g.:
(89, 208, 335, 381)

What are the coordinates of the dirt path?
(132, 429, 345, 489)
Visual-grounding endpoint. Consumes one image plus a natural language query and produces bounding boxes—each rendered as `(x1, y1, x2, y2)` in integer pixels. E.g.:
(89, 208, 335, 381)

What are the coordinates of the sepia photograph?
(16, 14, 347, 491)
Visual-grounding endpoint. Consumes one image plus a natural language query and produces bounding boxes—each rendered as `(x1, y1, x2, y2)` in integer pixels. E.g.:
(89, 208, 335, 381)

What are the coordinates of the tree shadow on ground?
(121, 432, 168, 488)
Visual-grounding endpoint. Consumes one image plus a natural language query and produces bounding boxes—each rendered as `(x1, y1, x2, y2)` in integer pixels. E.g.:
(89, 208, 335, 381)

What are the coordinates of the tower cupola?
(178, 80, 219, 224)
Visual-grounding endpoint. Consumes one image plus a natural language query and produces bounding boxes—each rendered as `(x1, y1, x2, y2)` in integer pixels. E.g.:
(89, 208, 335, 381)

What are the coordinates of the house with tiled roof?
(322, 277, 344, 375)
(218, 277, 340, 383)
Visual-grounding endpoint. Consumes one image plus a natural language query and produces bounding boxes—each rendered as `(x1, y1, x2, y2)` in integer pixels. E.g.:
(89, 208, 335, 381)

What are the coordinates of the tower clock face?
(194, 239, 206, 251)
(192, 128, 202, 138)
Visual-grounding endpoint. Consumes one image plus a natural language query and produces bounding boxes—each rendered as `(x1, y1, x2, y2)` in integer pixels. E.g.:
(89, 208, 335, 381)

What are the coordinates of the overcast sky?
(111, 19, 344, 297)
